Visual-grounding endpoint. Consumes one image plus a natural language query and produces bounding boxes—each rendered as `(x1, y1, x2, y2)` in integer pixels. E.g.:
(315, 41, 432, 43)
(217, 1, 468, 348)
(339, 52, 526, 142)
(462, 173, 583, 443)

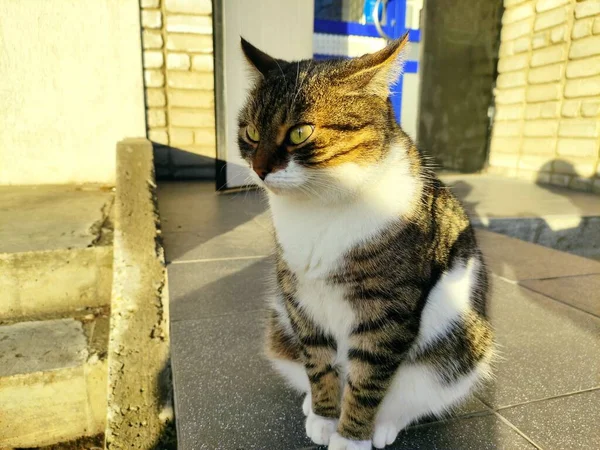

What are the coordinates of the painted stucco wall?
(0, 0, 146, 185)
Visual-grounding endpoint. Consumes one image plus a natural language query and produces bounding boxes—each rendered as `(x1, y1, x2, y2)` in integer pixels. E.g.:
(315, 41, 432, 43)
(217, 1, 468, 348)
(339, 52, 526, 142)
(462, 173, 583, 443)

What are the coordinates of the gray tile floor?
(158, 181, 600, 450)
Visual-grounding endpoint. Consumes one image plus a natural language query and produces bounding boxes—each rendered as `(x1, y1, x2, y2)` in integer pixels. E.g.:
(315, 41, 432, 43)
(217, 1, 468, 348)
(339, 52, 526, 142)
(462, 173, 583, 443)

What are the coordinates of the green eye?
(288, 124, 314, 145)
(246, 125, 260, 142)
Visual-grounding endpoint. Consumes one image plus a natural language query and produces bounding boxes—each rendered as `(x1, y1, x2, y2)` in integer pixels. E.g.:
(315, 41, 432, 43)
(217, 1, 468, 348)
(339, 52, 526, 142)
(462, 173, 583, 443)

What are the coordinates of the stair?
(0, 185, 114, 448)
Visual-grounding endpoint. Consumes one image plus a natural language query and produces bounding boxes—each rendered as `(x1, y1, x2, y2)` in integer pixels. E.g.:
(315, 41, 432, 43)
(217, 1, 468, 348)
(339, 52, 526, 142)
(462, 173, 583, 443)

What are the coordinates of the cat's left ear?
(339, 33, 409, 97)
(240, 37, 285, 77)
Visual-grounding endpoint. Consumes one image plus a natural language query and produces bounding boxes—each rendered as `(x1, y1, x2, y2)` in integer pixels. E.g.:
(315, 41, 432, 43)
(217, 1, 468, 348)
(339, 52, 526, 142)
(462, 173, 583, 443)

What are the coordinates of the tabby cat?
(237, 34, 494, 450)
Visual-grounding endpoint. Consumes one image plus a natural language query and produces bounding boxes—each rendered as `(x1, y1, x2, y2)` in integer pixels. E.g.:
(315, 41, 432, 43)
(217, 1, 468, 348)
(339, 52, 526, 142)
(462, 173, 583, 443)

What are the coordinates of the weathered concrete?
(442, 174, 600, 259)
(0, 247, 112, 320)
(0, 185, 114, 253)
(0, 317, 108, 448)
(105, 138, 172, 449)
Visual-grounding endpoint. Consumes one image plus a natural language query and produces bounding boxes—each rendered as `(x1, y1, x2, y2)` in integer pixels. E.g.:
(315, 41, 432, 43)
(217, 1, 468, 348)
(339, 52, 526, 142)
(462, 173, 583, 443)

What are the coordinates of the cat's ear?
(339, 33, 409, 97)
(240, 37, 284, 77)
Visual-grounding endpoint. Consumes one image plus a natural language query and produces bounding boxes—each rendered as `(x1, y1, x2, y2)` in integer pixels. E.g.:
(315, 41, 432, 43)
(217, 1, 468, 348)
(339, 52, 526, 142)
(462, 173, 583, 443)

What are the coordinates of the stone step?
(0, 185, 114, 321)
(0, 314, 109, 448)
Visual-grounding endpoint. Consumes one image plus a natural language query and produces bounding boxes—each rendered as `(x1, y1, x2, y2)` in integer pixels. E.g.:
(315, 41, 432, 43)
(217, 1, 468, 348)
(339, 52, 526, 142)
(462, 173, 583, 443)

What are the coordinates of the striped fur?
(240, 37, 494, 449)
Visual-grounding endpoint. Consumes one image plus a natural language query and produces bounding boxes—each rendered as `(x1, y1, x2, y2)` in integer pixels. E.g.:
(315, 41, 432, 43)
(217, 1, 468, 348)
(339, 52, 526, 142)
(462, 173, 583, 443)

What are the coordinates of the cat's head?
(237, 35, 408, 200)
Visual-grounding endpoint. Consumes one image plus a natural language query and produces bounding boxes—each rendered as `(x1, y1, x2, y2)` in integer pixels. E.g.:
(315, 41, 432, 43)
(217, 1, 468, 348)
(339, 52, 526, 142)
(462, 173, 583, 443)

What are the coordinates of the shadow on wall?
(152, 143, 217, 181)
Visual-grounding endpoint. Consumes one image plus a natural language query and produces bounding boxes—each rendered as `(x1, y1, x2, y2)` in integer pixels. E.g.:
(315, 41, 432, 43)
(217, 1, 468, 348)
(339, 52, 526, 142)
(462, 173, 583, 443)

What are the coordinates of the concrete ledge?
(105, 138, 172, 449)
(0, 246, 112, 321)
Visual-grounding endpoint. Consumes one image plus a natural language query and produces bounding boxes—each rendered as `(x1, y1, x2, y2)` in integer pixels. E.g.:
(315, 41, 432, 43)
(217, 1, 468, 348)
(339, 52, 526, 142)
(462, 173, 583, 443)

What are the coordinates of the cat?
(237, 34, 494, 450)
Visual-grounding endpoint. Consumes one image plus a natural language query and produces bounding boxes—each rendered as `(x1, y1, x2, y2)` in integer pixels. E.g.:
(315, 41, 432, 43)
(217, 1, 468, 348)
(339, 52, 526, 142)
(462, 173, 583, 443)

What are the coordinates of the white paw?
(373, 422, 398, 448)
(305, 411, 338, 446)
(328, 432, 372, 450)
(302, 393, 311, 417)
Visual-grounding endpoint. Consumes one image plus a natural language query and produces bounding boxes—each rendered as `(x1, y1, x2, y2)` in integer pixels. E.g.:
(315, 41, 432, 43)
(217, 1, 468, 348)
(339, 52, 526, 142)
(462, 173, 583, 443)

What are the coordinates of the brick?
(534, 6, 568, 31)
(566, 56, 600, 78)
(522, 137, 557, 154)
(146, 89, 166, 107)
(564, 76, 600, 98)
(489, 152, 519, 168)
(550, 173, 572, 187)
(499, 41, 515, 57)
(167, 71, 213, 90)
(141, 10, 162, 29)
(501, 19, 533, 41)
(518, 155, 553, 171)
(493, 121, 522, 136)
(149, 130, 169, 145)
(497, 70, 527, 88)
(168, 89, 214, 108)
(559, 119, 600, 137)
(167, 34, 213, 53)
(594, 17, 600, 34)
(536, 0, 569, 12)
(171, 146, 216, 165)
(515, 169, 543, 181)
(575, 0, 600, 19)
(503, 2, 534, 23)
(498, 54, 528, 73)
(143, 50, 164, 69)
(487, 165, 518, 177)
(141, 0, 160, 7)
(569, 35, 600, 59)
(142, 30, 163, 50)
(169, 128, 194, 145)
(524, 119, 559, 137)
(536, 171, 552, 184)
(165, 0, 212, 14)
(532, 31, 550, 49)
(553, 157, 596, 177)
(495, 104, 524, 120)
(167, 53, 191, 70)
(504, 0, 528, 6)
(572, 18, 594, 39)
(144, 70, 164, 88)
(194, 128, 216, 146)
(557, 138, 599, 157)
(531, 44, 566, 66)
(541, 101, 560, 118)
(170, 109, 215, 127)
(581, 100, 600, 117)
(166, 15, 212, 34)
(192, 54, 214, 72)
(490, 137, 521, 153)
(562, 100, 581, 117)
(550, 24, 568, 43)
(527, 83, 561, 102)
(147, 109, 166, 127)
(513, 37, 531, 53)
(525, 104, 542, 119)
(570, 176, 593, 192)
(528, 63, 563, 84)
(495, 87, 526, 104)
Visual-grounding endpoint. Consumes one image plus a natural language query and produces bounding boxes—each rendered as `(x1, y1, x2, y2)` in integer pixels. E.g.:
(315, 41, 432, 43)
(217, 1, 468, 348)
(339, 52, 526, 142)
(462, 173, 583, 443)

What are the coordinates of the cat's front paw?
(373, 422, 398, 448)
(328, 432, 372, 450)
(305, 411, 338, 446)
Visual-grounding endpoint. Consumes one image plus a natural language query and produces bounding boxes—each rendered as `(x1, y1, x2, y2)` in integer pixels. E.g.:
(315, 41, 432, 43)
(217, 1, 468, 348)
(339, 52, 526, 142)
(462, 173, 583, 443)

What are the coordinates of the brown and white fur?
(237, 35, 494, 450)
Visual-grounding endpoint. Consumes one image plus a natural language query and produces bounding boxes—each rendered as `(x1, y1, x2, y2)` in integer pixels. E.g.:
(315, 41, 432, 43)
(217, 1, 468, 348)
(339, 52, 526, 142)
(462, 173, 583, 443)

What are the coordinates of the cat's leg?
(265, 308, 309, 393)
(329, 323, 417, 450)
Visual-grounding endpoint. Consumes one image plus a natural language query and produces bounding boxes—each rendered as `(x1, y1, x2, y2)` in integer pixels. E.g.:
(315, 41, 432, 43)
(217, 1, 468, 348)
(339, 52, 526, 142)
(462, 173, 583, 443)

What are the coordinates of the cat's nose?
(253, 167, 269, 181)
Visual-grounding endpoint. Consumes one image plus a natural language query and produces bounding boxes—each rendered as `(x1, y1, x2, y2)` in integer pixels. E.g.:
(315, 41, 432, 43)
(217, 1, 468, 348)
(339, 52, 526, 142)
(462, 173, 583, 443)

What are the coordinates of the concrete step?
(0, 312, 109, 448)
(0, 185, 114, 321)
(441, 174, 600, 259)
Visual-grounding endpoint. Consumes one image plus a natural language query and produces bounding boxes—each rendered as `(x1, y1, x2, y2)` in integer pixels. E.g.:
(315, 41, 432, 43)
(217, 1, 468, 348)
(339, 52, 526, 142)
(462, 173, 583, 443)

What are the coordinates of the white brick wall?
(490, 0, 600, 193)
(139, 0, 216, 177)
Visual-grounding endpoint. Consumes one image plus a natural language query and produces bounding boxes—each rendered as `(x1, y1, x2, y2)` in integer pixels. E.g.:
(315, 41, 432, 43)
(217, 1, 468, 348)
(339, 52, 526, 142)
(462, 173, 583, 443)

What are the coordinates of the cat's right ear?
(240, 37, 282, 77)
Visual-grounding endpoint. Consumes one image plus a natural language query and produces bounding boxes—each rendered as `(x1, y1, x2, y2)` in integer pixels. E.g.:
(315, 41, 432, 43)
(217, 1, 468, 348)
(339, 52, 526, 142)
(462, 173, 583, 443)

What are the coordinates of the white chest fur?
(267, 152, 419, 347)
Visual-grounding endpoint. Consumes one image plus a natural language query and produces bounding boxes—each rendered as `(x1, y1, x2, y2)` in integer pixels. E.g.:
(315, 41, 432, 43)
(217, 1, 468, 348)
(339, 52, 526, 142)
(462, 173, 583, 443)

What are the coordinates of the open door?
(214, 0, 315, 190)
